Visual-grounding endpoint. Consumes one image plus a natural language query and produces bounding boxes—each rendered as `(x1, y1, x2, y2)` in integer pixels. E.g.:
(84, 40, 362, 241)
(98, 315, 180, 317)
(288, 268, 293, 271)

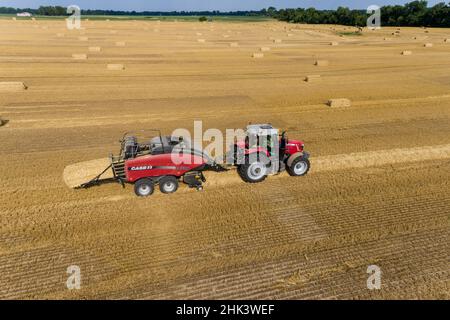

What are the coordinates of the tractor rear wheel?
(134, 178, 154, 197)
(159, 176, 179, 194)
(287, 157, 310, 176)
(238, 162, 267, 183)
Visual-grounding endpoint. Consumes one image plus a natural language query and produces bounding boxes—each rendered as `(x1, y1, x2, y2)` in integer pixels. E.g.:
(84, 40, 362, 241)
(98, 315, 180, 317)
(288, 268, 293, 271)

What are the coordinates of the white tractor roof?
(246, 124, 278, 136)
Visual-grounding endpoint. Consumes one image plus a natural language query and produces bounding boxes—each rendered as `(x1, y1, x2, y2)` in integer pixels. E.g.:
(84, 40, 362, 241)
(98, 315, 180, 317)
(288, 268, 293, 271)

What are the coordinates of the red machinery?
(79, 125, 310, 197)
(228, 124, 310, 183)
(79, 130, 226, 196)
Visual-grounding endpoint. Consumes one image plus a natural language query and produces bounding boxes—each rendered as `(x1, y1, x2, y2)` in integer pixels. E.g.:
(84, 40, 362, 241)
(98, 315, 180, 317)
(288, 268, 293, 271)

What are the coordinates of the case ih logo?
(129, 165, 153, 171)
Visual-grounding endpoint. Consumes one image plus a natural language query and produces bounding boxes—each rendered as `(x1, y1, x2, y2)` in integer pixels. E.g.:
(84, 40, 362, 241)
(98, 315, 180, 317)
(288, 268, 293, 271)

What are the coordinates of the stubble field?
(0, 17, 449, 299)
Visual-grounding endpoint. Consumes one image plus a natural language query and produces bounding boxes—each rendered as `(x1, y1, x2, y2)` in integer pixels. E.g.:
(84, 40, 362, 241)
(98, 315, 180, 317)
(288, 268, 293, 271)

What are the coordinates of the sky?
(0, 0, 444, 11)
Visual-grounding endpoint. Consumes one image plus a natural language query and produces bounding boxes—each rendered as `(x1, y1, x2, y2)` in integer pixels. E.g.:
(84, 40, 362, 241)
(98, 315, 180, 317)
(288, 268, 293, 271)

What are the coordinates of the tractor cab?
(245, 124, 279, 157)
(244, 124, 280, 174)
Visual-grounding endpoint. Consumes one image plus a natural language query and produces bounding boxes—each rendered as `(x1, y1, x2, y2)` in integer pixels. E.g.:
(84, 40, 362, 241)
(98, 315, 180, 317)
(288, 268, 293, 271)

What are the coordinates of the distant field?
(0, 13, 271, 22)
(0, 18, 449, 300)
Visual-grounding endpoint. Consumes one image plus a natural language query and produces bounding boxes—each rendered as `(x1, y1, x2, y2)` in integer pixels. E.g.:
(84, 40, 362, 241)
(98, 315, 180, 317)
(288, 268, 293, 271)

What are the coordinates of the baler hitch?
(77, 164, 120, 189)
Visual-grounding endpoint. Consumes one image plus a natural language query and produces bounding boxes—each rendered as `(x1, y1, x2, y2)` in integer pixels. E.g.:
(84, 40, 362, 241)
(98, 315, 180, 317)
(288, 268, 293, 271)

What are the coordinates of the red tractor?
(228, 124, 310, 183)
(79, 125, 310, 197)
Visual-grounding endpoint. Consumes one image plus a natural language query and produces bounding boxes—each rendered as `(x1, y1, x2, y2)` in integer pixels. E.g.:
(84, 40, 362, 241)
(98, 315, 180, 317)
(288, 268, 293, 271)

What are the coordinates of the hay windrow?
(202, 144, 450, 188)
(313, 144, 450, 173)
(63, 158, 114, 189)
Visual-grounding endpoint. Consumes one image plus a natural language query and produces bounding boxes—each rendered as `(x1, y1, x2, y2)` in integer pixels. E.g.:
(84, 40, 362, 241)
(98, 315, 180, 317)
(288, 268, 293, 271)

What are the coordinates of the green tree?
(404, 0, 428, 25)
(272, 1, 450, 28)
(267, 7, 277, 17)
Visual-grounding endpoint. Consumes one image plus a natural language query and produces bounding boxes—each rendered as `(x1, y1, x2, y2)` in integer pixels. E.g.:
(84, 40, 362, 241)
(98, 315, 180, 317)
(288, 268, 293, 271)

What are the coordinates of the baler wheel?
(159, 176, 179, 194)
(134, 178, 155, 197)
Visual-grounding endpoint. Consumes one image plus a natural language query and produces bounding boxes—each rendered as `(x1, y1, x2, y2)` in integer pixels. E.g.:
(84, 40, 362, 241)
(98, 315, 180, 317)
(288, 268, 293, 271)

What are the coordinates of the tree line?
(270, 1, 450, 27)
(0, 6, 262, 16)
(1, 1, 449, 27)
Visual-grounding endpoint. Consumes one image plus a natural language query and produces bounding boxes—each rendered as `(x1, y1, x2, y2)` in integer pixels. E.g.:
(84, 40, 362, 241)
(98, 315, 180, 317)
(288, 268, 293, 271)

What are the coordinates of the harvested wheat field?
(0, 18, 449, 300)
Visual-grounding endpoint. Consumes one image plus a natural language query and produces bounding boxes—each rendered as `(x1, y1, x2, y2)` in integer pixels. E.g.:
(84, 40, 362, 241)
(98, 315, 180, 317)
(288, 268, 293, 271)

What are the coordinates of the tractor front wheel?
(159, 176, 179, 194)
(134, 178, 155, 197)
(287, 157, 310, 176)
